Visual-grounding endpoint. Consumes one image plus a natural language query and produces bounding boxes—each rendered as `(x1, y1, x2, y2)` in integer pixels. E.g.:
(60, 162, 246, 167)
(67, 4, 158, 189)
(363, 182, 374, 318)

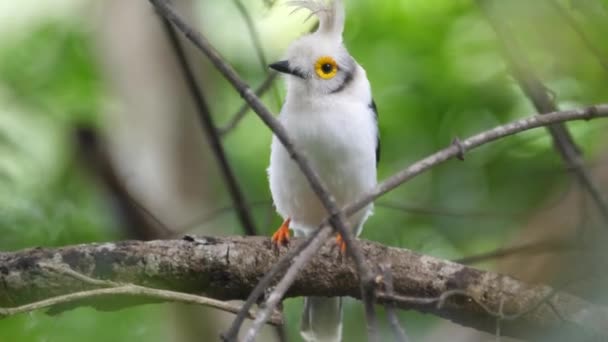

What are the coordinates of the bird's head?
(270, 0, 359, 97)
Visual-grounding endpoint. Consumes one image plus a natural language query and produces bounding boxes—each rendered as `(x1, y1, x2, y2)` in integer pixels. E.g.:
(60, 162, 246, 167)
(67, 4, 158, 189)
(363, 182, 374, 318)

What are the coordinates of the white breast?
(268, 93, 377, 237)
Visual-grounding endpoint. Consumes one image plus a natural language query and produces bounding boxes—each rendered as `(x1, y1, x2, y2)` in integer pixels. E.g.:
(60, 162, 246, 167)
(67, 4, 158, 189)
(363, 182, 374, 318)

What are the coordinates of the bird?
(267, 0, 379, 341)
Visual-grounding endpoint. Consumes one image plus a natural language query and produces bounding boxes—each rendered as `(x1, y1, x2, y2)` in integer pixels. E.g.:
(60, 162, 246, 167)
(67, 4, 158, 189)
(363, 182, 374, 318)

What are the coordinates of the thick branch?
(1, 237, 607, 340)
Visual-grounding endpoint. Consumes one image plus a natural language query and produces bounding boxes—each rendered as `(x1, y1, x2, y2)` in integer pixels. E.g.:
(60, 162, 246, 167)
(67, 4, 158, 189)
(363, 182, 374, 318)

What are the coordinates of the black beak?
(269, 60, 306, 79)
(269, 60, 291, 74)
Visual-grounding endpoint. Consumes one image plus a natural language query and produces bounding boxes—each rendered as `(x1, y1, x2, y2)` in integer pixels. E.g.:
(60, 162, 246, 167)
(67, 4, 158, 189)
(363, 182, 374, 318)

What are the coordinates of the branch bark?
(1, 237, 607, 340)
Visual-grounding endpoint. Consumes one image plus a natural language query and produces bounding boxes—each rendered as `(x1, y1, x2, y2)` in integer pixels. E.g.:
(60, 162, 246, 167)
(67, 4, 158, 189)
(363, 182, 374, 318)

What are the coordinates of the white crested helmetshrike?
(267, 1, 379, 341)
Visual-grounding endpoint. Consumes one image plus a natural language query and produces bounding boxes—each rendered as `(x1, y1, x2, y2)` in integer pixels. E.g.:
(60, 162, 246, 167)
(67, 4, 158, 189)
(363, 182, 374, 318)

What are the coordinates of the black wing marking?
(369, 99, 380, 165)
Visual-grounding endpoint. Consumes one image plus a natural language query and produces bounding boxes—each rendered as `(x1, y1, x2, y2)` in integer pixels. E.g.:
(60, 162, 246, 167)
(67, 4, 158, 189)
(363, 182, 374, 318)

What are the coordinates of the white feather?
(268, 64, 376, 236)
(287, 0, 344, 39)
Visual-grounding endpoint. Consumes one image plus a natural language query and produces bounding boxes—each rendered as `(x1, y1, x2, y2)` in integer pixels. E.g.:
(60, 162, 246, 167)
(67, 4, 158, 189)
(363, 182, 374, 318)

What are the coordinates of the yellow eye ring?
(314, 56, 338, 79)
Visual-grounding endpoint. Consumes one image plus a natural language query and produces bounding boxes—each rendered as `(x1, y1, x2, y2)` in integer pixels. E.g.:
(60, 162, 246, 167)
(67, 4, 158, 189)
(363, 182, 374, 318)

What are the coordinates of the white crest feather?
(287, 0, 345, 40)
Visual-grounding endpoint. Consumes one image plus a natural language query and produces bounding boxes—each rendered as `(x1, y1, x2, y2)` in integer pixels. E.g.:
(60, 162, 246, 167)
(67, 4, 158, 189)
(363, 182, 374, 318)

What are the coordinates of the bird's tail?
(300, 296, 343, 342)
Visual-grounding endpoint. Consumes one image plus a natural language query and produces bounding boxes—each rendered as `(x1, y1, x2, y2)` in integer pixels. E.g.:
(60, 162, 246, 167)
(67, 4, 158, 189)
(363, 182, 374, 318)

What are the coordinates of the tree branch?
(1, 237, 607, 340)
(149, 1, 378, 339)
(159, 17, 259, 236)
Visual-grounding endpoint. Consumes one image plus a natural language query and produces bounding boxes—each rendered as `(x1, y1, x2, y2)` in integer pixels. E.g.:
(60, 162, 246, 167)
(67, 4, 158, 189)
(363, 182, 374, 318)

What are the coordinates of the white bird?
(267, 1, 379, 341)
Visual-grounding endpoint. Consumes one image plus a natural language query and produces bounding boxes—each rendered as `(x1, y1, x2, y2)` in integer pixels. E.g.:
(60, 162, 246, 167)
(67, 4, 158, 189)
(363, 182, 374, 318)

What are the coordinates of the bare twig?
(178, 200, 272, 234)
(218, 72, 278, 136)
(376, 288, 556, 323)
(377, 200, 519, 220)
(379, 264, 408, 342)
(178, 191, 580, 234)
(230, 0, 281, 110)
(477, 0, 608, 225)
(74, 126, 174, 239)
(0, 263, 283, 326)
(219, 22, 316, 137)
(159, 17, 258, 236)
(148, 2, 378, 340)
(548, 0, 608, 73)
(221, 226, 325, 341)
(342, 105, 608, 230)
(177, 197, 526, 236)
(0, 287, 281, 325)
(243, 227, 333, 342)
(231, 0, 268, 70)
(570, 0, 608, 33)
(455, 238, 578, 265)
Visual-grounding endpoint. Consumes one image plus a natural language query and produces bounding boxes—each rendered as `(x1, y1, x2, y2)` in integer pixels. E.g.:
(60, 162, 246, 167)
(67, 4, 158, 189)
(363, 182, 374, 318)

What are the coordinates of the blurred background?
(1, 0, 608, 341)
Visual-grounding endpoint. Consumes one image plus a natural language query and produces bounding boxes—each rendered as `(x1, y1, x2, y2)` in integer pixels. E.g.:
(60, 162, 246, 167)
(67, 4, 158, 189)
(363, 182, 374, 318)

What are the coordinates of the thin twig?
(0, 286, 283, 325)
(74, 126, 174, 239)
(455, 238, 577, 265)
(477, 0, 608, 225)
(218, 72, 278, 136)
(496, 297, 504, 342)
(230, 0, 281, 110)
(548, 0, 608, 74)
(243, 227, 333, 342)
(376, 287, 557, 323)
(222, 226, 325, 341)
(377, 200, 520, 220)
(0, 263, 282, 326)
(379, 264, 408, 342)
(219, 22, 317, 137)
(342, 105, 608, 230)
(231, 0, 269, 69)
(179, 194, 573, 234)
(149, 2, 378, 340)
(177, 198, 521, 236)
(160, 17, 259, 236)
(178, 200, 272, 234)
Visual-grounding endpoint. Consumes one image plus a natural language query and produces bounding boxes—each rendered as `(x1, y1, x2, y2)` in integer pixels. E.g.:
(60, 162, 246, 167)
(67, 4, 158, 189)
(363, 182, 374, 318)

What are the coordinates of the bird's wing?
(370, 99, 380, 164)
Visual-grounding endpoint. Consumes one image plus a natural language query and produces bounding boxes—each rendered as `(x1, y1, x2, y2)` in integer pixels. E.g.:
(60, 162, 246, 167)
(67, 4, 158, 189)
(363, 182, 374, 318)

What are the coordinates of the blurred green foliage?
(1, 0, 608, 341)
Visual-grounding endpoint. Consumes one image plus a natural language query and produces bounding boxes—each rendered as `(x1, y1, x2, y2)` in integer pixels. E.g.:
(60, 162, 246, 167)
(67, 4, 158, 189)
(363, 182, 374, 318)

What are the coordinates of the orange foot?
(271, 218, 291, 247)
(335, 233, 347, 254)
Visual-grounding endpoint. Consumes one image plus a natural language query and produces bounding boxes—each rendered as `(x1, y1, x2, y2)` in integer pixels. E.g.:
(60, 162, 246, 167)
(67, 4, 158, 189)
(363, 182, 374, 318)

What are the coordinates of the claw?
(271, 218, 291, 247)
(335, 233, 347, 254)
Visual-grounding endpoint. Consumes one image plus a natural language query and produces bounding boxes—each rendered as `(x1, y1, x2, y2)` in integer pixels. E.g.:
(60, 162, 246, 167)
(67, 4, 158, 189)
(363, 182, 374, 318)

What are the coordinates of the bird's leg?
(335, 233, 347, 254)
(271, 217, 291, 246)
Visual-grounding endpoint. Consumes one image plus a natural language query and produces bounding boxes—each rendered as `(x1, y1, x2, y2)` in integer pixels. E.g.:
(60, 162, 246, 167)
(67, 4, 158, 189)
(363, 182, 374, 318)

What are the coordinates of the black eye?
(321, 63, 334, 74)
